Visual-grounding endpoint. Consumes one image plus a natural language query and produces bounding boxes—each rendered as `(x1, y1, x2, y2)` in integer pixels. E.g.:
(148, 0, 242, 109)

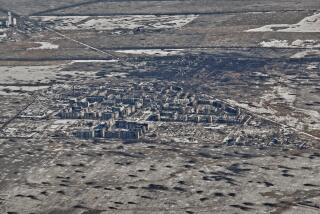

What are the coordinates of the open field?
(0, 1, 319, 213)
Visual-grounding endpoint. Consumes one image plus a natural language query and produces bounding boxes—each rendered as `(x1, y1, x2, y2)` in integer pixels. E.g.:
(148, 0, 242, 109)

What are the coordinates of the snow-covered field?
(0, 65, 62, 84)
(28, 42, 59, 50)
(0, 59, 129, 92)
(31, 15, 198, 31)
(246, 13, 320, 32)
(259, 84, 320, 131)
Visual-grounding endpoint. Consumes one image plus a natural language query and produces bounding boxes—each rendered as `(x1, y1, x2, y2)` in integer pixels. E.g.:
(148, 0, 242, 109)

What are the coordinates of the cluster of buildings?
(130, 83, 243, 124)
(74, 120, 149, 140)
(147, 89, 245, 124)
(55, 81, 244, 141)
(0, 12, 18, 40)
(0, 12, 17, 28)
(58, 96, 141, 120)
(57, 94, 148, 140)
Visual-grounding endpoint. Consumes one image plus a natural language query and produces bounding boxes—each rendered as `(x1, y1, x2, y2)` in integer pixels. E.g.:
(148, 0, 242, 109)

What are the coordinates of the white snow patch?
(115, 49, 183, 56)
(275, 86, 296, 104)
(246, 13, 320, 32)
(28, 42, 59, 50)
(260, 40, 289, 48)
(0, 85, 49, 95)
(53, 120, 79, 125)
(106, 72, 127, 78)
(58, 70, 97, 77)
(204, 125, 226, 130)
(69, 59, 118, 64)
(306, 63, 319, 70)
(260, 39, 320, 48)
(291, 39, 320, 48)
(226, 99, 276, 115)
(290, 50, 320, 58)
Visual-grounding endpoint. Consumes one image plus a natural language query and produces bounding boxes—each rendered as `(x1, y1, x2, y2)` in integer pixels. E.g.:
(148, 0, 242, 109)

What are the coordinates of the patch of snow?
(53, 120, 79, 125)
(275, 86, 296, 104)
(290, 50, 320, 58)
(226, 99, 276, 115)
(106, 72, 127, 78)
(70, 59, 118, 63)
(266, 85, 320, 130)
(171, 137, 193, 143)
(306, 63, 319, 70)
(274, 115, 301, 128)
(204, 125, 226, 130)
(28, 42, 59, 50)
(260, 40, 289, 48)
(260, 39, 320, 48)
(58, 70, 96, 77)
(0, 85, 49, 95)
(115, 49, 183, 56)
(263, 78, 277, 86)
(291, 39, 320, 48)
(246, 13, 320, 32)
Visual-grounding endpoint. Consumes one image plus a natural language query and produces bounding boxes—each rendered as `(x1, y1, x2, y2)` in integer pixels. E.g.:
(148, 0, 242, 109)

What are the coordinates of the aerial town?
(0, 1, 320, 214)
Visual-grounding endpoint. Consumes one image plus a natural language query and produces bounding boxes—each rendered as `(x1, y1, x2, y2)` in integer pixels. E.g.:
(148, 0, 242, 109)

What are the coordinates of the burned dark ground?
(0, 1, 320, 214)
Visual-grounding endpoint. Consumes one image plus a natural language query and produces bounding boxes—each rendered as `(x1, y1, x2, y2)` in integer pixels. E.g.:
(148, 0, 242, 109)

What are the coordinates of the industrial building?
(0, 12, 17, 28)
(74, 120, 149, 140)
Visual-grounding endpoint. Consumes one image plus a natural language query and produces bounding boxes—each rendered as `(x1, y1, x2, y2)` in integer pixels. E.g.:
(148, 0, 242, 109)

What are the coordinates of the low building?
(74, 129, 94, 139)
(58, 110, 81, 119)
(105, 131, 120, 139)
(0, 12, 17, 28)
(0, 20, 6, 28)
(119, 130, 140, 140)
(0, 30, 7, 39)
(83, 112, 100, 119)
(94, 125, 106, 138)
(86, 96, 104, 103)
(224, 106, 238, 115)
(101, 112, 114, 120)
